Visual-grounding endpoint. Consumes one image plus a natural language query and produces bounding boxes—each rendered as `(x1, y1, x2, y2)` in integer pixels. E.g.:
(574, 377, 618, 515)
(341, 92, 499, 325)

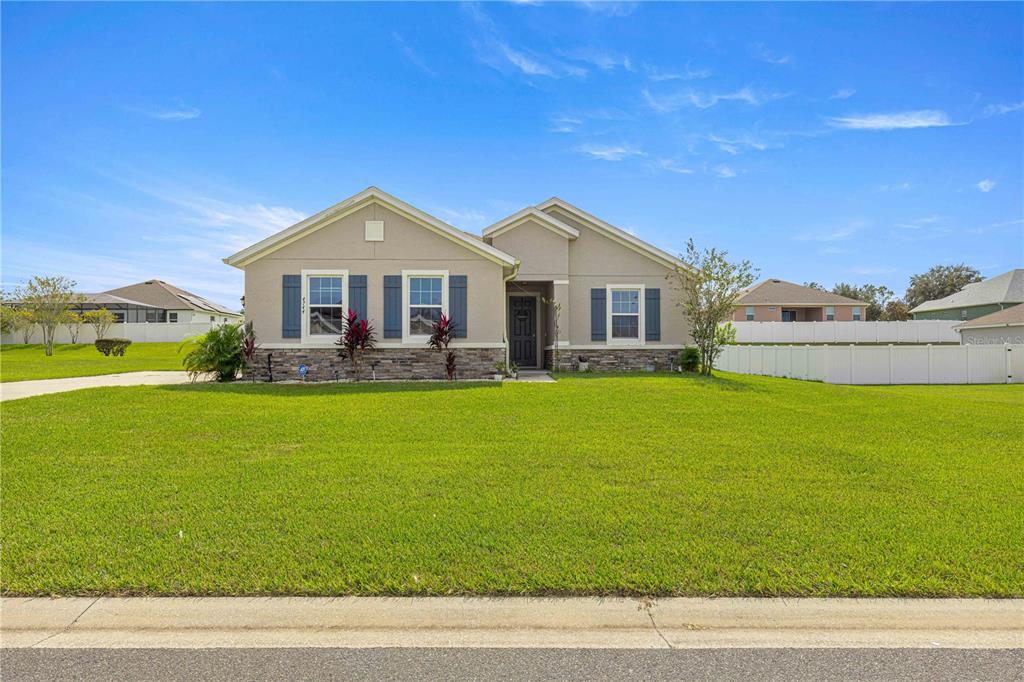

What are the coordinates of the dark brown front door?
(509, 297, 537, 368)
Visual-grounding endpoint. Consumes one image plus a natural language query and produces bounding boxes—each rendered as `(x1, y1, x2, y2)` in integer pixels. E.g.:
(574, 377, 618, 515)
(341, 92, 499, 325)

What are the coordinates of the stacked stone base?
(252, 347, 504, 382)
(545, 348, 680, 373)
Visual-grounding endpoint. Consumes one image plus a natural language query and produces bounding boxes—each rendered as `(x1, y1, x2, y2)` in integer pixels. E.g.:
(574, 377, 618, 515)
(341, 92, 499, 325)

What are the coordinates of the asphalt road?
(3, 648, 1021, 682)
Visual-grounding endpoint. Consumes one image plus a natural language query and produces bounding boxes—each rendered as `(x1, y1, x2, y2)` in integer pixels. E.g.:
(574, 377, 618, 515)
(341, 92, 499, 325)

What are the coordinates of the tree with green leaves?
(831, 283, 894, 321)
(879, 299, 911, 321)
(905, 264, 982, 310)
(15, 276, 83, 355)
(13, 308, 37, 344)
(669, 239, 757, 375)
(83, 308, 117, 340)
(62, 310, 85, 344)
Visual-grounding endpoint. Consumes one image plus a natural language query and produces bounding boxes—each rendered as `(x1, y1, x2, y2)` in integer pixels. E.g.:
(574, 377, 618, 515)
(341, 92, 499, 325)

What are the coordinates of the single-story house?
(224, 187, 692, 380)
(732, 279, 868, 322)
(955, 304, 1024, 345)
(2, 280, 242, 345)
(910, 269, 1023, 321)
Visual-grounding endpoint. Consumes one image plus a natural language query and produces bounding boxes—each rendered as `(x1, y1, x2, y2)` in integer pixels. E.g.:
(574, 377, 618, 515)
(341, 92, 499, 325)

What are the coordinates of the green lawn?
(2, 373, 1021, 597)
(0, 343, 183, 382)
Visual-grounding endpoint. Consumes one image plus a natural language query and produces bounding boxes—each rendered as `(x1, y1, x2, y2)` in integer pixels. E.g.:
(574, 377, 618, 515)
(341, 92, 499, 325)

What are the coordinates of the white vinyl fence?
(729, 320, 960, 345)
(715, 344, 1024, 385)
(1, 322, 219, 346)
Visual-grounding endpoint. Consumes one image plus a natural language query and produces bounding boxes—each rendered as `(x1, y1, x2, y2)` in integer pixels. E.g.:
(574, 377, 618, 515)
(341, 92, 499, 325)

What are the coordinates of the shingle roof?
(101, 280, 240, 315)
(736, 279, 868, 306)
(953, 303, 1024, 330)
(910, 269, 1024, 314)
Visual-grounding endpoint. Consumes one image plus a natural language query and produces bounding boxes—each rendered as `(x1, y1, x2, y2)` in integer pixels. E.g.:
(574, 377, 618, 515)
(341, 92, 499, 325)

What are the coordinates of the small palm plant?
(241, 322, 258, 382)
(335, 309, 376, 380)
(180, 322, 246, 382)
(428, 313, 457, 380)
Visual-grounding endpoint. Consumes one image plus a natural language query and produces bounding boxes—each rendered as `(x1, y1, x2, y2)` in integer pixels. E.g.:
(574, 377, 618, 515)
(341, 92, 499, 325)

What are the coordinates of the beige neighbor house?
(225, 187, 692, 380)
(732, 279, 869, 322)
(954, 304, 1024, 345)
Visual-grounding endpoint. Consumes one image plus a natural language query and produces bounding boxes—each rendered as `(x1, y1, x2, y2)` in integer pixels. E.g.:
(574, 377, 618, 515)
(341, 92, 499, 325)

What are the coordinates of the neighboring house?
(224, 186, 691, 380)
(955, 304, 1024, 345)
(98, 279, 241, 325)
(732, 279, 868, 322)
(2, 280, 242, 345)
(910, 269, 1024, 321)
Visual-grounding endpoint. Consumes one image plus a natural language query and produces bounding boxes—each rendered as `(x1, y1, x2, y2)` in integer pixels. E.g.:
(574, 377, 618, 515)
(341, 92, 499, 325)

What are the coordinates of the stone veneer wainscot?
(251, 347, 505, 382)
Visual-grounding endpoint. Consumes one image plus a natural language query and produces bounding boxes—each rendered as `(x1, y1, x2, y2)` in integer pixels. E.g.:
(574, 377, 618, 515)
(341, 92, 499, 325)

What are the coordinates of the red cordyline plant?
(335, 309, 377, 380)
(241, 322, 258, 382)
(428, 313, 457, 380)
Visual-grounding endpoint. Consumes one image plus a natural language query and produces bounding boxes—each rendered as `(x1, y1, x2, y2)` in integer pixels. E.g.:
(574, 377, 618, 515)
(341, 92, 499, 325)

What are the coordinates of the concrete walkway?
(2, 597, 1020, 649)
(0, 371, 197, 402)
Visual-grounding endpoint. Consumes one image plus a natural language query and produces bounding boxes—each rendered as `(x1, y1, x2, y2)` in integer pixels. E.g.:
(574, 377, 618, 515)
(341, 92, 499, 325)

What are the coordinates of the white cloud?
(829, 88, 856, 100)
(827, 110, 954, 130)
(713, 164, 737, 178)
(793, 221, 864, 242)
(465, 4, 585, 79)
(433, 206, 489, 228)
(983, 101, 1024, 116)
(560, 48, 633, 72)
(138, 104, 201, 121)
(643, 86, 783, 113)
(657, 159, 695, 174)
(392, 32, 436, 77)
(643, 61, 710, 81)
(895, 214, 944, 230)
(576, 143, 645, 161)
(977, 179, 996, 192)
(876, 181, 912, 193)
(751, 43, 792, 65)
(548, 116, 582, 133)
(576, 1, 637, 17)
(707, 133, 770, 155)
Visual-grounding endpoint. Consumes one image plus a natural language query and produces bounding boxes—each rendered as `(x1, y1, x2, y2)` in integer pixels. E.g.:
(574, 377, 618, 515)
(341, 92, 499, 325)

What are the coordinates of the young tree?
(669, 239, 757, 375)
(13, 308, 37, 344)
(83, 308, 117, 340)
(62, 310, 85, 344)
(16, 276, 83, 355)
(905, 264, 982, 310)
(541, 296, 562, 371)
(879, 299, 911, 321)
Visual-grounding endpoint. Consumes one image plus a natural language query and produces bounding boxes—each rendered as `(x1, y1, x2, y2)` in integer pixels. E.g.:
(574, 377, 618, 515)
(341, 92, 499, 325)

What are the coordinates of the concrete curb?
(2, 597, 1021, 649)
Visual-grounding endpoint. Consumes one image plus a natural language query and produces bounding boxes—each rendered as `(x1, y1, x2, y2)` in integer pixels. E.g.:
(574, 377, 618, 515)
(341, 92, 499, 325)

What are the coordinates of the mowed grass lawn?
(2, 373, 1022, 597)
(1, 343, 183, 382)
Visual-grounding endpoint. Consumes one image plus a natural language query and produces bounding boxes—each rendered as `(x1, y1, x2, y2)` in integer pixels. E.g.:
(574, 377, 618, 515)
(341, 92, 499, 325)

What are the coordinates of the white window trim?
(301, 268, 349, 344)
(402, 269, 449, 343)
(826, 305, 835, 321)
(606, 284, 645, 345)
(852, 306, 861, 321)
(745, 306, 755, 321)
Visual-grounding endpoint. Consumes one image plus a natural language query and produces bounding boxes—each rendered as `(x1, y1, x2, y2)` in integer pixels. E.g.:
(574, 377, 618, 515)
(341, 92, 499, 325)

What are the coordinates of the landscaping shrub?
(335, 309, 376, 380)
(179, 323, 245, 382)
(95, 338, 132, 357)
(679, 346, 700, 372)
(428, 313, 457, 380)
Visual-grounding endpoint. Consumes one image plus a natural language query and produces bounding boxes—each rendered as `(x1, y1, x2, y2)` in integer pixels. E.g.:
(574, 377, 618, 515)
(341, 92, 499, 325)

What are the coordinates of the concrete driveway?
(0, 371, 199, 402)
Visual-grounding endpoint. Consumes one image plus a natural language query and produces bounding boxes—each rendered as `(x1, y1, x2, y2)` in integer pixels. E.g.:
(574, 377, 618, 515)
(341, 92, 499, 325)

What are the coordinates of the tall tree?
(879, 300, 911, 321)
(905, 264, 982, 310)
(83, 308, 117, 340)
(832, 283, 894, 321)
(15, 277, 83, 355)
(670, 239, 757, 375)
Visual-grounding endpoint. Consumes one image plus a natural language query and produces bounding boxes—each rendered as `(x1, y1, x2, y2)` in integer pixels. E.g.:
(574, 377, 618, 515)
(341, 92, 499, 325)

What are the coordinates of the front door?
(509, 297, 537, 368)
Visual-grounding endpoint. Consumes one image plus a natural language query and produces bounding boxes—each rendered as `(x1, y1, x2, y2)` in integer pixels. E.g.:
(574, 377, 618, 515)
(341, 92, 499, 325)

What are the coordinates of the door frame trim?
(507, 292, 541, 369)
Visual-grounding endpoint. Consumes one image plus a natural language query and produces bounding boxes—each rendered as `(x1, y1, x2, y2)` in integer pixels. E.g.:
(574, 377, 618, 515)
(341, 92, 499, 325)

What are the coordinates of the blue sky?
(3, 1, 1022, 308)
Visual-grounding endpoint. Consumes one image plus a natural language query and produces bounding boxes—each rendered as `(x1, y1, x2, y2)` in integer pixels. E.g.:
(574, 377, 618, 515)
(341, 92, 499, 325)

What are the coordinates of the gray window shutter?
(383, 275, 402, 338)
(591, 288, 606, 341)
(449, 275, 467, 338)
(645, 288, 661, 341)
(349, 275, 367, 321)
(282, 275, 301, 338)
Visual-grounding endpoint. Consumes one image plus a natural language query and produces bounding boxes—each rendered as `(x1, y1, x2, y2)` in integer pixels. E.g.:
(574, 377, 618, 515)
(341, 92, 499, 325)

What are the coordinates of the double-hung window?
(607, 285, 644, 344)
(825, 306, 835, 321)
(852, 306, 861, 321)
(404, 270, 448, 340)
(745, 306, 755, 321)
(302, 270, 348, 340)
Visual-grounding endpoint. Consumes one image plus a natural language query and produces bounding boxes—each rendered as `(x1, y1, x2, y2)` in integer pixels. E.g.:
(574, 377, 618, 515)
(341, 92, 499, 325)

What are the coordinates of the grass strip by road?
(1, 343, 183, 382)
(2, 373, 1021, 596)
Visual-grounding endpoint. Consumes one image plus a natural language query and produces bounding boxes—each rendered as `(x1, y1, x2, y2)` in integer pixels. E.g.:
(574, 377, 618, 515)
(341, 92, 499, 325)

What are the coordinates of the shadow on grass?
(552, 370, 768, 392)
(158, 379, 501, 397)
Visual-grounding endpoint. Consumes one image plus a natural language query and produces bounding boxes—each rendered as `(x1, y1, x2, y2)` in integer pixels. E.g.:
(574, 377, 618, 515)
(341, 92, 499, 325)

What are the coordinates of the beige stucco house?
(225, 187, 691, 380)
